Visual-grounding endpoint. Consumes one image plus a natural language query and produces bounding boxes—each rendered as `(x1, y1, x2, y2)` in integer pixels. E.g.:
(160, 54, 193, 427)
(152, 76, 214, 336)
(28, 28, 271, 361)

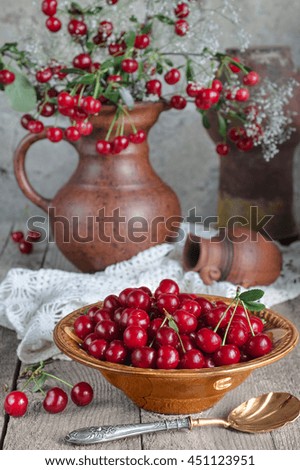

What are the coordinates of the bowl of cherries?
(54, 279, 298, 415)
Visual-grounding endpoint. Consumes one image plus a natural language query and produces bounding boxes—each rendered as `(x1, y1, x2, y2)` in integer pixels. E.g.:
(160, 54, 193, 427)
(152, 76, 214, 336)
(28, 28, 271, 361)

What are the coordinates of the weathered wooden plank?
(42, 241, 80, 272)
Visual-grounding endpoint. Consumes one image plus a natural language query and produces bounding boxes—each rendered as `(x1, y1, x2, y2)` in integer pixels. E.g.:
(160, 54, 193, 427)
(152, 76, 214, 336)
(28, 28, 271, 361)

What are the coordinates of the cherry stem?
(213, 297, 236, 333)
(240, 300, 255, 336)
(222, 301, 239, 346)
(42, 372, 73, 389)
(148, 315, 168, 348)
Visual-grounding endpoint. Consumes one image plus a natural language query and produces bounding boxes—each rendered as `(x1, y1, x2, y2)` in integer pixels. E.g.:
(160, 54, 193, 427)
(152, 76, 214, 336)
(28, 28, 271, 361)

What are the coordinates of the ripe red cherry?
(42, 0, 57, 16)
(235, 88, 250, 102)
(157, 345, 179, 369)
(249, 316, 264, 334)
(112, 136, 129, 154)
(39, 102, 55, 117)
(74, 315, 94, 339)
(119, 287, 135, 306)
(36, 68, 52, 83)
(200, 88, 219, 104)
(156, 293, 180, 314)
(46, 127, 63, 143)
(46, 16, 62, 32)
(107, 74, 122, 84)
(186, 82, 202, 97)
(107, 0, 118, 4)
(148, 317, 163, 338)
(174, 2, 190, 18)
(88, 338, 108, 359)
(95, 320, 119, 341)
(119, 307, 137, 329)
(237, 137, 254, 152)
(73, 53, 92, 70)
(86, 305, 103, 322)
(71, 382, 93, 406)
(82, 332, 98, 351)
(154, 279, 180, 297)
(108, 42, 126, 57)
(205, 306, 231, 328)
(180, 299, 202, 318)
(173, 309, 197, 334)
(131, 346, 157, 368)
(134, 34, 150, 49)
(94, 308, 112, 324)
(244, 333, 272, 358)
(65, 126, 81, 142)
(0, 69, 15, 84)
(164, 68, 181, 85)
(170, 95, 187, 110)
(129, 130, 146, 144)
(105, 340, 128, 364)
(28, 120, 44, 134)
(57, 91, 75, 109)
(195, 297, 214, 313)
(228, 126, 246, 142)
(127, 309, 150, 329)
(76, 120, 93, 136)
(19, 240, 33, 254)
(103, 294, 121, 314)
(216, 143, 229, 156)
(68, 19, 87, 36)
(123, 325, 148, 349)
(145, 79, 162, 96)
(21, 114, 34, 130)
(99, 20, 113, 38)
(212, 79, 223, 93)
(11, 231, 24, 243)
(126, 289, 151, 311)
(121, 59, 138, 73)
(4, 391, 28, 417)
(180, 349, 205, 369)
(43, 387, 68, 414)
(226, 324, 249, 347)
(213, 344, 241, 366)
(155, 326, 179, 348)
(174, 19, 189, 36)
(96, 139, 112, 155)
(228, 57, 241, 73)
(195, 327, 222, 354)
(243, 71, 260, 86)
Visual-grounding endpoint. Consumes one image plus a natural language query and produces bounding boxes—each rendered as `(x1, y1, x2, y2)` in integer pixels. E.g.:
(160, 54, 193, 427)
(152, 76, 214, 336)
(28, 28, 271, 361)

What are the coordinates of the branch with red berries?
(0, 1, 297, 160)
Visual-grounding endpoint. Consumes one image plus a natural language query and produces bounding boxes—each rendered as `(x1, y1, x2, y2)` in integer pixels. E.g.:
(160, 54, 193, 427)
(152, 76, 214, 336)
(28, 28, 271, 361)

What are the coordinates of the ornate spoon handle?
(65, 417, 191, 445)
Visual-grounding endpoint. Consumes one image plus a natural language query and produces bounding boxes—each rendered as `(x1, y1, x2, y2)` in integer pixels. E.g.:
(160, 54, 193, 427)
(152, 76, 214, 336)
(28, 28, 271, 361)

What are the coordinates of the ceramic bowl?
(53, 295, 299, 415)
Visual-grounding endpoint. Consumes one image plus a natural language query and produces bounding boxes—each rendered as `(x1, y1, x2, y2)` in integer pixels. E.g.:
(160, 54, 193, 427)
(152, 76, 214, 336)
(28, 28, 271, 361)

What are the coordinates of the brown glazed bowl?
(53, 295, 298, 415)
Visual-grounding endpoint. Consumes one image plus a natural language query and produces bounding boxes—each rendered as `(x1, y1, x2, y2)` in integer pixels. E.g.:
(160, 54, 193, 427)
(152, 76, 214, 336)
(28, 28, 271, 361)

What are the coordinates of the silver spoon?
(65, 392, 300, 445)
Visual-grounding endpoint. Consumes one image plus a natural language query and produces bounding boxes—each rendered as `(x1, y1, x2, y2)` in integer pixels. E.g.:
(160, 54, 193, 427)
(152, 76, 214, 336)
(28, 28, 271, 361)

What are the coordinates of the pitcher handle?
(13, 128, 74, 213)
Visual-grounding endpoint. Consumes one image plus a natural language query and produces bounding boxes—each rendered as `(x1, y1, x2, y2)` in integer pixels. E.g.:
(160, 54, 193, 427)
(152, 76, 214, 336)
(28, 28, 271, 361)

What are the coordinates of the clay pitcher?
(13, 102, 181, 272)
(182, 227, 282, 287)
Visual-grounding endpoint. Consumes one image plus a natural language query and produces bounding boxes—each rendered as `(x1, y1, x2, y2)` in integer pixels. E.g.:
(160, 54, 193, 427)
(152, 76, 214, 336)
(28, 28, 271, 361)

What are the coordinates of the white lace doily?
(1, 225, 300, 364)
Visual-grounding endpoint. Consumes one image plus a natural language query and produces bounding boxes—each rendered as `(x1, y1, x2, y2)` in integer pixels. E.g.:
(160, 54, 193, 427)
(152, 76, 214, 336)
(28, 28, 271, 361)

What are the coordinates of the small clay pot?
(182, 227, 282, 287)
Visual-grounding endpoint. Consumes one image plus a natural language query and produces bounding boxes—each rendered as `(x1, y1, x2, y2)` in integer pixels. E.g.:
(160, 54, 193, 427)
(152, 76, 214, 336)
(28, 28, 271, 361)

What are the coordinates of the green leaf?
(69, 2, 84, 14)
(155, 14, 175, 25)
(60, 68, 86, 75)
(141, 22, 153, 34)
(4, 68, 37, 112)
(124, 31, 136, 49)
(239, 289, 265, 302)
(243, 301, 265, 312)
(164, 58, 174, 67)
(185, 59, 194, 82)
(217, 112, 227, 139)
(168, 318, 179, 333)
(31, 374, 47, 393)
(202, 112, 211, 129)
(74, 74, 96, 85)
(129, 15, 138, 23)
(156, 62, 163, 75)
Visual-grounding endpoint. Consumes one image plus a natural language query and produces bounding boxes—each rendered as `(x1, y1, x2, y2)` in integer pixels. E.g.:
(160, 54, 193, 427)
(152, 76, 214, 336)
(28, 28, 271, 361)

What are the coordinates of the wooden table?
(1, 221, 300, 451)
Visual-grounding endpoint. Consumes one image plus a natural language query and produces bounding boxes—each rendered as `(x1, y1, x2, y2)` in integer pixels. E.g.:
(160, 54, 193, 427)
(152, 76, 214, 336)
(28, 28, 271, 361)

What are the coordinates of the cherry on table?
(4, 391, 28, 417)
(43, 387, 68, 414)
(11, 231, 24, 243)
(71, 382, 94, 406)
(19, 240, 33, 254)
